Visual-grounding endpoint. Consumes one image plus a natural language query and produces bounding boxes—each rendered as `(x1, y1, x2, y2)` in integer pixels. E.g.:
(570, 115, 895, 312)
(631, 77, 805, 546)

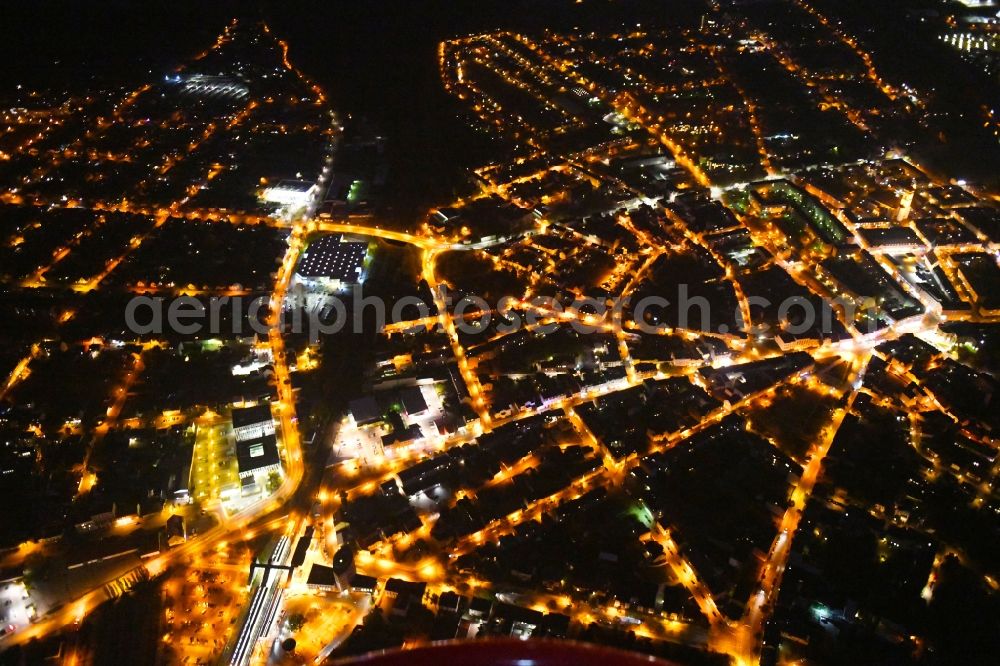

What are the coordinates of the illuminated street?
(2, 3, 1000, 666)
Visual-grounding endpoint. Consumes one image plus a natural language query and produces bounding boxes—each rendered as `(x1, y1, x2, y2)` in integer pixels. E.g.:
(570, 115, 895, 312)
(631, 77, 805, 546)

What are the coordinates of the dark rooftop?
(306, 563, 338, 587)
(231, 404, 273, 430)
(400, 386, 429, 415)
(236, 433, 281, 475)
(349, 396, 382, 425)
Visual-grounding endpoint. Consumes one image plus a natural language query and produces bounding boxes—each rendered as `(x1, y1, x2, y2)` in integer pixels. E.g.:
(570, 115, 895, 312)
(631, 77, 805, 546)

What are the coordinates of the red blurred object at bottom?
(333, 639, 679, 666)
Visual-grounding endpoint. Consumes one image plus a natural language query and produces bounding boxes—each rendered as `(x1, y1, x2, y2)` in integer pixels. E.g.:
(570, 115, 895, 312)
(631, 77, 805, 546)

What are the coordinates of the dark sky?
(0, 0, 697, 211)
(4, 1, 999, 183)
(0, 2, 227, 91)
(0, 0, 689, 97)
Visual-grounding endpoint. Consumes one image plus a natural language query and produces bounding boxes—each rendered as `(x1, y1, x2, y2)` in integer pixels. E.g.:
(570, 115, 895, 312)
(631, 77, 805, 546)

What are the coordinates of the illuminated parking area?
(0, 580, 34, 635)
(330, 382, 453, 467)
(189, 406, 289, 513)
(159, 546, 253, 664)
(277, 593, 368, 662)
(191, 421, 240, 504)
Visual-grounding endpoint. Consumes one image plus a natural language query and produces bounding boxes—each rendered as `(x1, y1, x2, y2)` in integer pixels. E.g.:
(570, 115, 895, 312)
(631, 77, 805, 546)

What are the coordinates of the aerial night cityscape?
(0, 1, 999, 665)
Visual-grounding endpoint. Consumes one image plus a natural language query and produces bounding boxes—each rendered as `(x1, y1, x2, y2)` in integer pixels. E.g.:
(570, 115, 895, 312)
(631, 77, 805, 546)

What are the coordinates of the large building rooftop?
(297, 235, 368, 281)
(236, 433, 280, 477)
(231, 404, 273, 430)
